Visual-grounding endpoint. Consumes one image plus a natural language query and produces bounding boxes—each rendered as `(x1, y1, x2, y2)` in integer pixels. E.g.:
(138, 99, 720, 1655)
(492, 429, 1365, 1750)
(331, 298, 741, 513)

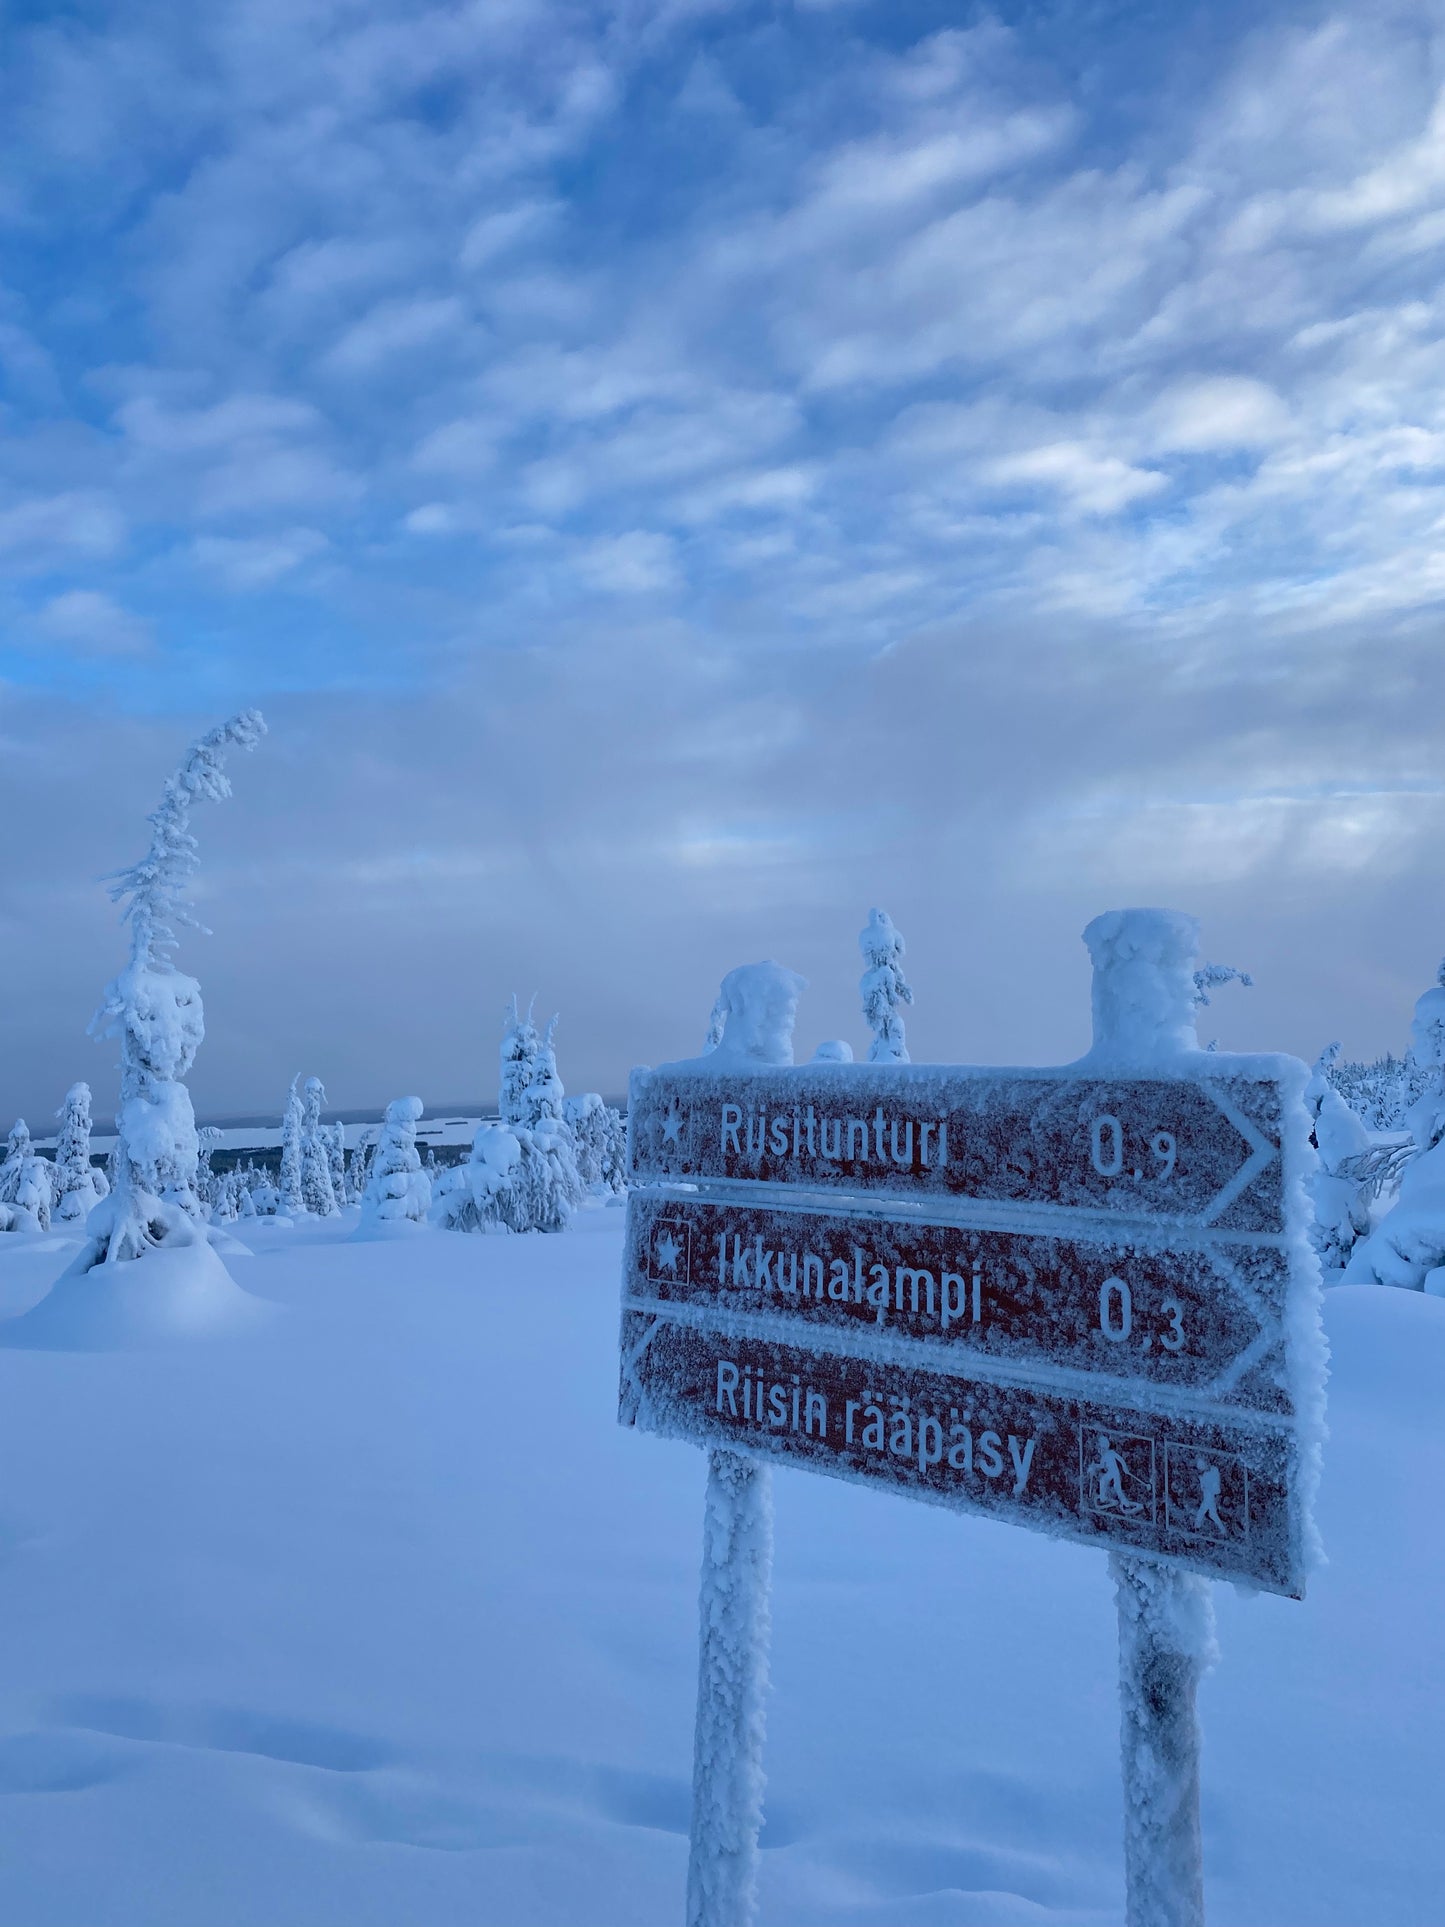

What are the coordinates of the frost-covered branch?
(1191, 962, 1252, 1007)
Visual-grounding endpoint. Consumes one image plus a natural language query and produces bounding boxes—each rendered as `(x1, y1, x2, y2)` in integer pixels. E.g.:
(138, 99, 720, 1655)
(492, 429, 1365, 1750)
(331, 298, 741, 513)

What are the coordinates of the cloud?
(32, 590, 152, 656)
(190, 527, 329, 589)
(0, 492, 125, 568)
(0, 4, 1443, 1111)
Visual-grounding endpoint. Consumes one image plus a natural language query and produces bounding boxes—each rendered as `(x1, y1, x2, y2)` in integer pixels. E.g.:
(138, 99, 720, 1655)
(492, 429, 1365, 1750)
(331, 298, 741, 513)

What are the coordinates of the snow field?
(0, 1217, 1435, 1924)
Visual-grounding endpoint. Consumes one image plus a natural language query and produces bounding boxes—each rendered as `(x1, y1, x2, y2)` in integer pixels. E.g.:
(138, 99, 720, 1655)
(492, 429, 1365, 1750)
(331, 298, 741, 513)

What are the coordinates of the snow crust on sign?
(0, 1214, 1430, 1927)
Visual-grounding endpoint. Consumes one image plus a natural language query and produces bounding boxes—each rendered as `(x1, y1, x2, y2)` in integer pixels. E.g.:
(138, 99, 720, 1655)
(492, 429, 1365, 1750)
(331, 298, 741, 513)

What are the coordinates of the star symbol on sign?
(661, 1102, 684, 1145)
(654, 1230, 683, 1275)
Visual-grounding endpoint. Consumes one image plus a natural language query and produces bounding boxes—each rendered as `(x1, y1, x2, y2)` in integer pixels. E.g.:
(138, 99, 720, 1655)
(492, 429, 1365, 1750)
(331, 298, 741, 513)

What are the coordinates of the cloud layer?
(1, 2, 1442, 1117)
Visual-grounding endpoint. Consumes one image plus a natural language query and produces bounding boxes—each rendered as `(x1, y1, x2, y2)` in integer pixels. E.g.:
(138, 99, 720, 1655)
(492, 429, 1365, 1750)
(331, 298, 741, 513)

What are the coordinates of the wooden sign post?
(619, 915, 1325, 1927)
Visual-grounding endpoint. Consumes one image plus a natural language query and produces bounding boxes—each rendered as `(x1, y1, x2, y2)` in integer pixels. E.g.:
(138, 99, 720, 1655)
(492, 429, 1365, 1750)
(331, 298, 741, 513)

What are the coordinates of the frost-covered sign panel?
(620, 1060, 1317, 1596)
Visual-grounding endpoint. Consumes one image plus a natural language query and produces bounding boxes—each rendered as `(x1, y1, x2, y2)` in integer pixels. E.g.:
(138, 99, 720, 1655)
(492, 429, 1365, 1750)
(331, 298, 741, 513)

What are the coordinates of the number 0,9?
(1088, 1115, 1178, 1183)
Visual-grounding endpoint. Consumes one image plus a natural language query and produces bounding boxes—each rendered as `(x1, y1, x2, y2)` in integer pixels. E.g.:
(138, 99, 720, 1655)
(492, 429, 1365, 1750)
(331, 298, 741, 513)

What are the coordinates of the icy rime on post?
(620, 914, 1324, 1927)
(87, 710, 266, 1265)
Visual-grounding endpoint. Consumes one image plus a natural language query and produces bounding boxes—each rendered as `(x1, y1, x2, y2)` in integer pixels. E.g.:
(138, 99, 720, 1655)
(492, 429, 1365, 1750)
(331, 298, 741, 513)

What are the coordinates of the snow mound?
(0, 1237, 267, 1351)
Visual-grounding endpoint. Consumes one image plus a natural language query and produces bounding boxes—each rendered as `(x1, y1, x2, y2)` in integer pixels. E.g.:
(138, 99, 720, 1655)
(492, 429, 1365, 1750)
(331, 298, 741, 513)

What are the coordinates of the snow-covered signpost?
(620, 911, 1325, 1927)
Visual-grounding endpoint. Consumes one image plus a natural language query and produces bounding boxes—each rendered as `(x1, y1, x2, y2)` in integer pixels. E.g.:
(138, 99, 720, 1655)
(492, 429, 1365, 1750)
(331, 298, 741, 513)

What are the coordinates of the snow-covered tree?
(1345, 966, 1445, 1290)
(1327, 1051, 1431, 1131)
(431, 1124, 520, 1233)
(278, 1075, 305, 1216)
(359, 1097, 431, 1228)
(250, 1172, 281, 1216)
(326, 1122, 346, 1210)
(518, 1014, 583, 1221)
(196, 1125, 223, 1210)
(564, 1093, 627, 1196)
(51, 1082, 109, 1225)
(300, 1076, 339, 1216)
(859, 908, 913, 1063)
(0, 1121, 51, 1231)
(499, 996, 540, 1126)
(85, 709, 266, 1264)
(347, 1132, 374, 1204)
(1304, 1045, 1373, 1277)
(812, 1039, 854, 1063)
(210, 1170, 240, 1224)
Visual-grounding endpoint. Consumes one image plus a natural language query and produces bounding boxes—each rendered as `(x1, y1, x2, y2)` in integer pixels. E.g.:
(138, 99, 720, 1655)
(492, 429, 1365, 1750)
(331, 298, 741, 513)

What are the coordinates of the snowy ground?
(0, 1213, 1436, 1925)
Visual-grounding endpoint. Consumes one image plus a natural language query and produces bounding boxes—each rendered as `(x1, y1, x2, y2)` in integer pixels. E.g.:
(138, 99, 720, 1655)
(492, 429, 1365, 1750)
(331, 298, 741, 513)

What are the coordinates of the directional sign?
(621, 1056, 1315, 1594)
(620, 1310, 1300, 1595)
(625, 1191, 1289, 1414)
(629, 1064, 1286, 1233)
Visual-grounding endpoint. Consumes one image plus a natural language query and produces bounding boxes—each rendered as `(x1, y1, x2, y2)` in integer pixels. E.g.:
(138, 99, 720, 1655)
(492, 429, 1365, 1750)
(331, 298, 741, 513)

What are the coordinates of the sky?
(2, 0, 1444, 1122)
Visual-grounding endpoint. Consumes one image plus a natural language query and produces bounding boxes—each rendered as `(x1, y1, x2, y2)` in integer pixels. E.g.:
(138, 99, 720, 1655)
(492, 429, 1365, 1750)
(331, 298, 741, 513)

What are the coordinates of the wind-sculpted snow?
(0, 1220, 1427, 1924)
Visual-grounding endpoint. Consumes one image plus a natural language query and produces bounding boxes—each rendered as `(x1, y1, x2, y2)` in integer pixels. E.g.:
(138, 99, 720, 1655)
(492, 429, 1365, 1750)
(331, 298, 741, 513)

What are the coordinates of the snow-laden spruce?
(358, 1097, 431, 1230)
(1305, 1046, 1372, 1278)
(301, 1076, 339, 1216)
(1345, 964, 1445, 1292)
(83, 709, 266, 1265)
(326, 1122, 346, 1212)
(859, 908, 912, 1063)
(499, 996, 540, 1127)
(522, 1015, 584, 1209)
(346, 1133, 372, 1204)
(279, 1076, 305, 1217)
(563, 1092, 627, 1196)
(495, 1000, 578, 1234)
(50, 1083, 109, 1225)
(0, 1120, 52, 1232)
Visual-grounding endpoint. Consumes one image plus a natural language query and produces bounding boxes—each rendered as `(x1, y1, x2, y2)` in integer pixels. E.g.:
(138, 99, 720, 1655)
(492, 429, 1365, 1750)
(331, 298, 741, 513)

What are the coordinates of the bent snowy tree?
(86, 709, 266, 1265)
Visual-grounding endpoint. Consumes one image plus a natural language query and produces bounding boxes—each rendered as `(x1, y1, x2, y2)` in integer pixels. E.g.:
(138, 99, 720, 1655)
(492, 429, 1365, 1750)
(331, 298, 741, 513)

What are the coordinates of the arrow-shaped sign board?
(620, 1057, 1320, 1594)
(628, 1063, 1286, 1232)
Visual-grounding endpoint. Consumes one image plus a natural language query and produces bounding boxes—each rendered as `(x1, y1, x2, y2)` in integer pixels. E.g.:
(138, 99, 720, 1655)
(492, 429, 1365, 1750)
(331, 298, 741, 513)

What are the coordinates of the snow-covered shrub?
(0, 1121, 51, 1231)
(279, 1076, 305, 1216)
(1305, 1045, 1372, 1277)
(301, 1076, 339, 1216)
(812, 1039, 854, 1063)
(1344, 971, 1445, 1290)
(85, 709, 265, 1265)
(50, 1082, 109, 1224)
(431, 1124, 520, 1233)
(359, 1097, 431, 1228)
(250, 1175, 281, 1217)
(859, 909, 913, 1064)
